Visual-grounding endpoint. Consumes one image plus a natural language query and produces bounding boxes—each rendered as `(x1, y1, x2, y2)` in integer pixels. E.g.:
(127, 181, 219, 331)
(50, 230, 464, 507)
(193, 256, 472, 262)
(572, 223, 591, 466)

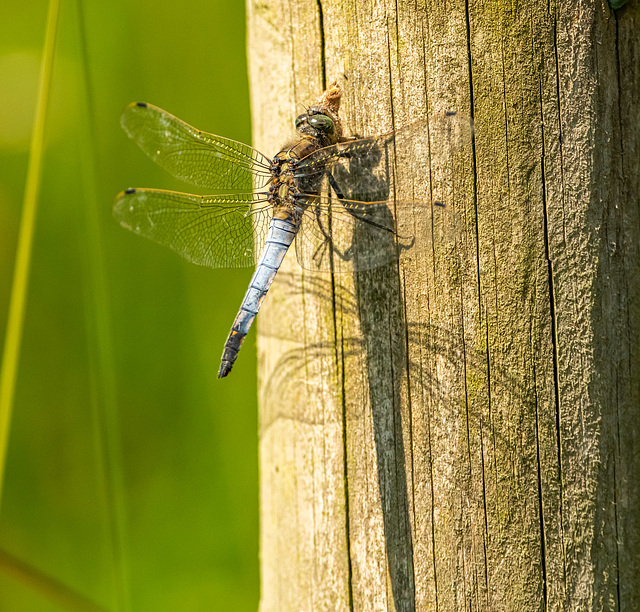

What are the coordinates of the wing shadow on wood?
(259, 266, 417, 610)
(260, 269, 533, 610)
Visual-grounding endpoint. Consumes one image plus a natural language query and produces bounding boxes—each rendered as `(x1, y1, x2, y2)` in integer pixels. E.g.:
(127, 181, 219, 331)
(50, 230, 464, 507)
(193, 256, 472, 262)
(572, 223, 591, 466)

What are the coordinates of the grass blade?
(75, 0, 130, 608)
(0, 0, 61, 510)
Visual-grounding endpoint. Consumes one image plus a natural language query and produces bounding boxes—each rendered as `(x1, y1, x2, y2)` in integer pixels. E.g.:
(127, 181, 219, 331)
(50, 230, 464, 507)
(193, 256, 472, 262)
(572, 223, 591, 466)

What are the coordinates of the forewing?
(121, 102, 273, 191)
(293, 111, 473, 203)
(113, 188, 271, 268)
(292, 112, 472, 272)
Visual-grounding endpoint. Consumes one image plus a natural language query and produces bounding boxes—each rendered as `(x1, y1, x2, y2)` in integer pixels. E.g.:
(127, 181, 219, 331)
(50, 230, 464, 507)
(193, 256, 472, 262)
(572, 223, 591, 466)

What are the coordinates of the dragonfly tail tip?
(218, 361, 233, 379)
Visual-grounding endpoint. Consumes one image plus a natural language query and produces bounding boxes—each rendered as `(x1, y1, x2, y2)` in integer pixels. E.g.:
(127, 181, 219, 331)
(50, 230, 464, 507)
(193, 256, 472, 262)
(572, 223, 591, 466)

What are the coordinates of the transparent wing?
(293, 111, 473, 202)
(121, 102, 273, 191)
(292, 111, 472, 272)
(113, 188, 271, 268)
(294, 195, 458, 272)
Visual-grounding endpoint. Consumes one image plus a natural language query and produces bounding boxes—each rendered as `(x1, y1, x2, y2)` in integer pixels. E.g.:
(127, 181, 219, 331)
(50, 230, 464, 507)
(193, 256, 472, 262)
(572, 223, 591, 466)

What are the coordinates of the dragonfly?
(114, 81, 472, 378)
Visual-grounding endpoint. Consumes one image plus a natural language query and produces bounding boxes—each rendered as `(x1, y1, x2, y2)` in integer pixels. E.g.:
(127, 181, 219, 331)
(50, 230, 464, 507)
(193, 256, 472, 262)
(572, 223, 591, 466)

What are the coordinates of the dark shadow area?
(340, 137, 415, 611)
(353, 260, 416, 611)
(259, 264, 416, 611)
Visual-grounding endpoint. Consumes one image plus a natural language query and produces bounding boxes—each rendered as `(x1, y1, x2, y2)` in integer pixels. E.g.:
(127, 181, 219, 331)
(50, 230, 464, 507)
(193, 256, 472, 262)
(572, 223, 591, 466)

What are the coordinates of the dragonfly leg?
(327, 170, 415, 251)
(311, 200, 339, 266)
(327, 172, 345, 200)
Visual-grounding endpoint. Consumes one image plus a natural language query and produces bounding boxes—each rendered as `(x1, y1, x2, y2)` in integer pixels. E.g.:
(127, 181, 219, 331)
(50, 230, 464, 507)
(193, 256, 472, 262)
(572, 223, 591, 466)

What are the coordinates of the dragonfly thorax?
(276, 180, 293, 202)
(268, 137, 322, 205)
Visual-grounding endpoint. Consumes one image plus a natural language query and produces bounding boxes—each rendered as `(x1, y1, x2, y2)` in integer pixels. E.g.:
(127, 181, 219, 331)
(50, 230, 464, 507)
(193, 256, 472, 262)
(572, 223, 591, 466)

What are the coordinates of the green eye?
(308, 114, 334, 134)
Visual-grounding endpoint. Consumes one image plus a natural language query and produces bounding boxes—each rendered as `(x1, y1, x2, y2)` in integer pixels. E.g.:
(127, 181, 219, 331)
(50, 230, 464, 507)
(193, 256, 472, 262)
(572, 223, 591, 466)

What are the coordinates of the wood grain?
(247, 0, 640, 609)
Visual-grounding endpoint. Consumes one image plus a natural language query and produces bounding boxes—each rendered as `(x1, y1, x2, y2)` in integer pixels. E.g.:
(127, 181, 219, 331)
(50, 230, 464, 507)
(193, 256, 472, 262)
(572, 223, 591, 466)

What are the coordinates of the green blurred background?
(0, 0, 259, 610)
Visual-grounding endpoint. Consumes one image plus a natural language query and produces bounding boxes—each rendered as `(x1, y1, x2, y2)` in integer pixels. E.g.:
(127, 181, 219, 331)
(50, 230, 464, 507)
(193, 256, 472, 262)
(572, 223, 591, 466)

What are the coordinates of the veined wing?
(121, 102, 273, 191)
(294, 195, 458, 272)
(293, 111, 473, 201)
(113, 188, 272, 268)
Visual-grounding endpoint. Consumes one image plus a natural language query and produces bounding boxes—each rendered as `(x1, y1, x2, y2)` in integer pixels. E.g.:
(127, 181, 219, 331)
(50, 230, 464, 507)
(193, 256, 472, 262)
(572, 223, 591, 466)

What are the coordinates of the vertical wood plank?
(247, 0, 640, 609)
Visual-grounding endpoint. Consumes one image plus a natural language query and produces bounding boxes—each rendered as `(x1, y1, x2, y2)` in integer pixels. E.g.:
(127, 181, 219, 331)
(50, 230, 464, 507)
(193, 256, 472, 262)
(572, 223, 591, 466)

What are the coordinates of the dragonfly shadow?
(340, 126, 416, 611)
(353, 259, 416, 611)
(261, 268, 536, 610)
(263, 137, 423, 609)
(260, 110, 474, 608)
(262, 259, 419, 608)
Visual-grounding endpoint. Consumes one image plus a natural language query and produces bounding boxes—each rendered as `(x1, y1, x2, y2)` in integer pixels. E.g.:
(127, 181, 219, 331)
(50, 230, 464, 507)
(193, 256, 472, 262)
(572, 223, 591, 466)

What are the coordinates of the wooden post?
(247, 0, 640, 610)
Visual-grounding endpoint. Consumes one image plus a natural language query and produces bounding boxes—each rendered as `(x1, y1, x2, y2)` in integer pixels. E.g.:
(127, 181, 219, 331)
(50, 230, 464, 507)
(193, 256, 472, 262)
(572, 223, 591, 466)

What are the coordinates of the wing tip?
(121, 101, 151, 131)
(112, 188, 137, 220)
(124, 101, 148, 110)
(114, 187, 136, 200)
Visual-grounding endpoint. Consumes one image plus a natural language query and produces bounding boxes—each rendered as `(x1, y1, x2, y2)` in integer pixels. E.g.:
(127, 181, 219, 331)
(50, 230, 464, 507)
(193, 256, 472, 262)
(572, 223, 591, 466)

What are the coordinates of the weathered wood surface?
(247, 0, 640, 610)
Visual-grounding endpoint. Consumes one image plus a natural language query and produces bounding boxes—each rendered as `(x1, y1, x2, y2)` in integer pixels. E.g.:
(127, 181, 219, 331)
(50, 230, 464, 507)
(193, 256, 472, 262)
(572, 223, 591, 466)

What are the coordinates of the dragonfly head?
(295, 110, 337, 145)
(294, 80, 345, 146)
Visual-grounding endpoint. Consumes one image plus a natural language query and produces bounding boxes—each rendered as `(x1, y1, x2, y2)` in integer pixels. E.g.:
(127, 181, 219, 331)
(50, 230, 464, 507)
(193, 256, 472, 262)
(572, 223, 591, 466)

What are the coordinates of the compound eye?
(295, 114, 308, 129)
(308, 114, 334, 134)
